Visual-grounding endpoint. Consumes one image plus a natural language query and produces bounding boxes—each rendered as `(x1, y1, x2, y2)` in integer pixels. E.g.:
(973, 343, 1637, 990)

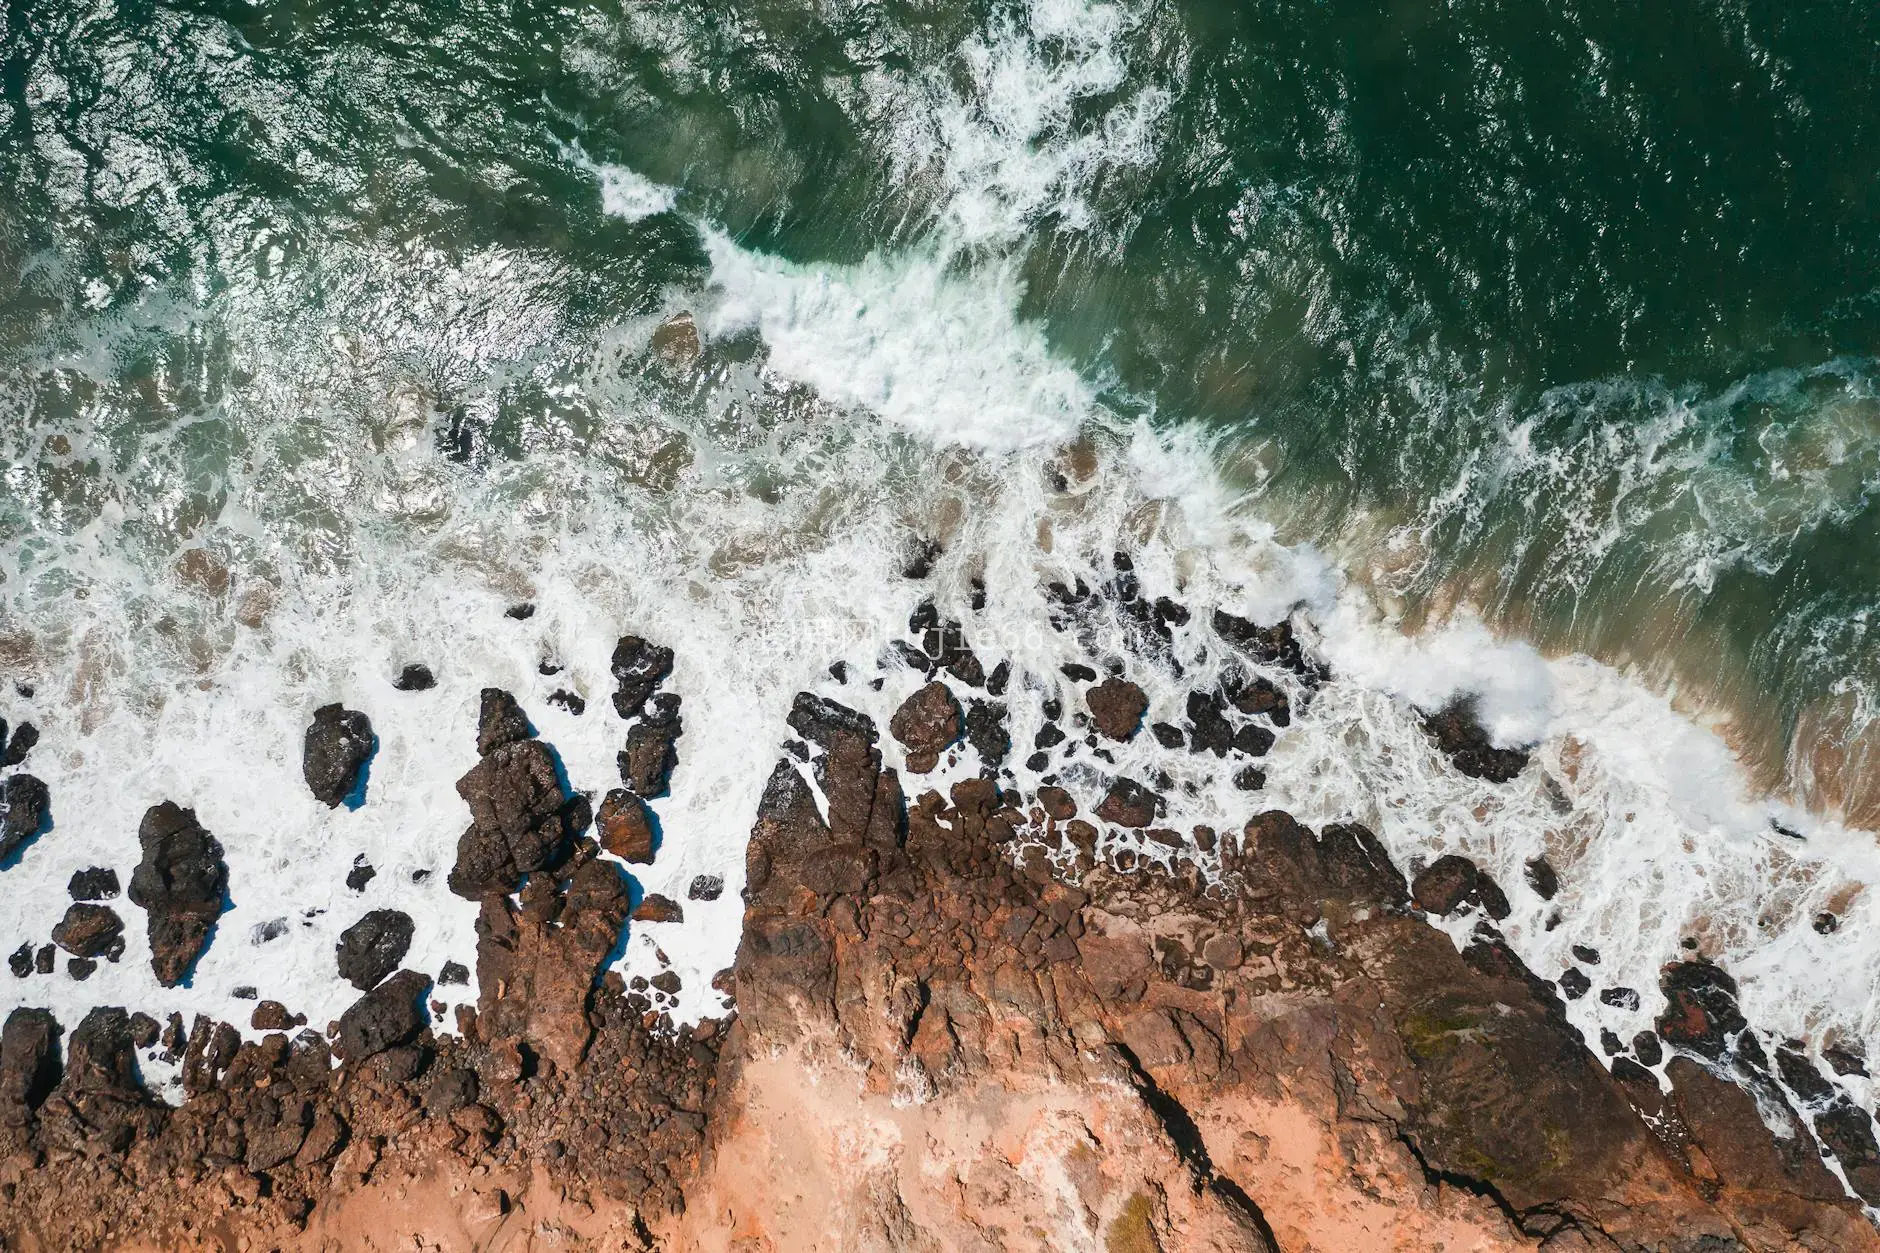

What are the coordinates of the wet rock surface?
(127, 801, 228, 987)
(334, 909, 415, 991)
(1422, 697, 1532, 782)
(302, 703, 375, 807)
(0, 772, 49, 862)
(1, 603, 1876, 1252)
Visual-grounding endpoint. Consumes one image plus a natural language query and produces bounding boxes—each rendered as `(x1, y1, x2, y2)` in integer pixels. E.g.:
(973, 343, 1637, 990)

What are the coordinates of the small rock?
(619, 696, 682, 795)
(890, 682, 961, 773)
(687, 874, 723, 902)
(1150, 722, 1185, 749)
(7, 943, 29, 978)
(438, 960, 469, 986)
(1524, 856, 1559, 900)
(1558, 968, 1591, 1000)
(0, 773, 50, 861)
(251, 1001, 295, 1031)
(67, 867, 120, 900)
(335, 909, 415, 991)
(1232, 723, 1275, 757)
(651, 311, 702, 366)
(611, 635, 675, 720)
(303, 704, 375, 808)
(1095, 777, 1159, 828)
(1600, 986, 1640, 1011)
(67, 957, 95, 981)
(1571, 944, 1601, 965)
(128, 1011, 160, 1047)
(1814, 912, 1839, 935)
(1232, 766, 1266, 791)
(1037, 787, 1077, 821)
(965, 699, 1009, 765)
(1085, 678, 1148, 741)
(597, 789, 657, 862)
(51, 903, 124, 959)
(1060, 663, 1097, 683)
(2, 721, 37, 767)
(1200, 934, 1243, 970)
(504, 603, 535, 620)
(651, 970, 682, 995)
(547, 689, 585, 716)
(34, 945, 52, 974)
(1411, 855, 1479, 916)
(346, 856, 376, 892)
(632, 894, 684, 924)
(1475, 873, 1511, 921)
(392, 663, 436, 691)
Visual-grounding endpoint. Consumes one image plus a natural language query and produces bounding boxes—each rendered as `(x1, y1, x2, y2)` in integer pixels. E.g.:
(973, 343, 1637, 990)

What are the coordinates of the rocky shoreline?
(3, 563, 1879, 1250)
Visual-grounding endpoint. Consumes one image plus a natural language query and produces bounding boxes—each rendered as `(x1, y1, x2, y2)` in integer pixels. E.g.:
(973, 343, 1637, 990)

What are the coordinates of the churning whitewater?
(2, 0, 1879, 1212)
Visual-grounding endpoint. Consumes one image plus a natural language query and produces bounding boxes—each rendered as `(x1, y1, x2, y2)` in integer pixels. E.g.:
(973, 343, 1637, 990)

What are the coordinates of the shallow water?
(0, 0, 1877, 1173)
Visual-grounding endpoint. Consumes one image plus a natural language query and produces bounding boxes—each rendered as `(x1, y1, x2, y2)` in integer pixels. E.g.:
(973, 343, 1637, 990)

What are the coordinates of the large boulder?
(335, 909, 414, 991)
(126, 803, 227, 987)
(0, 772, 49, 861)
(0, 1008, 61, 1153)
(596, 789, 656, 862)
(37, 1007, 160, 1157)
(449, 736, 574, 899)
(50, 904, 124, 960)
(619, 693, 682, 796)
(336, 969, 431, 1061)
(302, 703, 374, 807)
(889, 682, 960, 773)
(1085, 677, 1148, 741)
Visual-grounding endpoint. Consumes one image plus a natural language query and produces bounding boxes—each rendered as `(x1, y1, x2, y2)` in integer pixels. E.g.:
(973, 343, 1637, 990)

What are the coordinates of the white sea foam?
(5, 2, 1880, 1205)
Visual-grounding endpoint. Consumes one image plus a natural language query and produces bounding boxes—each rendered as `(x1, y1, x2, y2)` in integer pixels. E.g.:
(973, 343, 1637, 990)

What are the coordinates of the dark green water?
(4, 0, 1879, 812)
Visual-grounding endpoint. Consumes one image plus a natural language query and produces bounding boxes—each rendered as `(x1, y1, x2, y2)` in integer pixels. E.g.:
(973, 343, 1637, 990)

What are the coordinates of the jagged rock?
(38, 1007, 160, 1157)
(7, 943, 28, 978)
(964, 699, 1009, 766)
(336, 969, 431, 1061)
(1184, 690, 1235, 757)
(476, 687, 534, 757)
(127, 802, 228, 987)
(392, 662, 436, 691)
(687, 874, 723, 901)
(1095, 777, 1160, 828)
(1422, 698, 1530, 782)
(611, 635, 674, 720)
(619, 694, 682, 795)
(50, 903, 123, 960)
(889, 682, 960, 773)
(302, 703, 374, 807)
(449, 737, 572, 899)
(0, 1007, 61, 1151)
(345, 855, 376, 891)
(0, 772, 49, 861)
(596, 788, 656, 862)
(67, 866, 119, 900)
(1657, 959, 1751, 1059)
(1086, 677, 1148, 741)
(786, 693, 877, 749)
(335, 909, 415, 991)
(1231, 676, 1290, 725)
(438, 960, 469, 985)
(632, 894, 684, 924)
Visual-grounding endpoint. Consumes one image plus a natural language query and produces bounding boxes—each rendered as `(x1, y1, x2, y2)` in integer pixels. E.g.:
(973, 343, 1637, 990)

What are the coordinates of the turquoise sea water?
(4, 0, 1877, 814)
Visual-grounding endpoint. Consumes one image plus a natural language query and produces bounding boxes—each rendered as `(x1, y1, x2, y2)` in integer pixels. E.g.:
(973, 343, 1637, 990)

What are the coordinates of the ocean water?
(2, 0, 1879, 1162)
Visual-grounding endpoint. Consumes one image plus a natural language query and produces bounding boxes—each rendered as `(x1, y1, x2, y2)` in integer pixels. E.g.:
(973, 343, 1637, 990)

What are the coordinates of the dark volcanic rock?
(38, 1007, 159, 1158)
(596, 788, 657, 863)
(964, 699, 1009, 767)
(303, 703, 374, 807)
(392, 662, 436, 691)
(619, 693, 683, 796)
(7, 943, 28, 978)
(336, 969, 431, 1061)
(1524, 855, 1559, 900)
(51, 903, 124, 960)
(346, 855, 376, 892)
(3, 721, 37, 767)
(67, 866, 120, 900)
(476, 687, 534, 757)
(1095, 777, 1160, 828)
(127, 802, 228, 987)
(1184, 690, 1235, 757)
(1231, 676, 1290, 726)
(1411, 855, 1479, 916)
(1085, 677, 1148, 741)
(890, 681, 961, 773)
(786, 693, 877, 749)
(0, 772, 50, 861)
(1657, 959, 1750, 1060)
(449, 737, 572, 899)
(687, 874, 724, 901)
(1422, 697, 1530, 783)
(335, 909, 415, 991)
(0, 1007, 61, 1145)
(610, 635, 675, 720)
